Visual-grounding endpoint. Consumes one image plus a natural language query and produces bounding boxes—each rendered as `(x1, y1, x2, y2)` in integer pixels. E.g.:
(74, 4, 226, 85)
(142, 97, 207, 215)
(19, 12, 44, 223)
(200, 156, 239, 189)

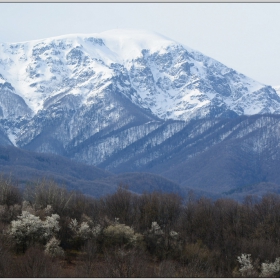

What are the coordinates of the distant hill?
(223, 182, 280, 201)
(92, 172, 183, 195)
(0, 145, 183, 197)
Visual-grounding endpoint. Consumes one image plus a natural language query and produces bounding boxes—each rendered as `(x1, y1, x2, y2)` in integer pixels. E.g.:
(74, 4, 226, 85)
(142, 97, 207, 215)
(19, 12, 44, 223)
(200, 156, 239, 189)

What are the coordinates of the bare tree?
(16, 246, 62, 277)
(0, 239, 14, 277)
(0, 176, 22, 206)
(24, 179, 74, 215)
(75, 240, 98, 277)
(100, 247, 152, 277)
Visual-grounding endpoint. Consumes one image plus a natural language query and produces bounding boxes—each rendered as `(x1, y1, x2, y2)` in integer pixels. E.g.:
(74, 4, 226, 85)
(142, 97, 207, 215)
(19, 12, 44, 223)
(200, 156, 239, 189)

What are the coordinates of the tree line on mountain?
(0, 177, 280, 277)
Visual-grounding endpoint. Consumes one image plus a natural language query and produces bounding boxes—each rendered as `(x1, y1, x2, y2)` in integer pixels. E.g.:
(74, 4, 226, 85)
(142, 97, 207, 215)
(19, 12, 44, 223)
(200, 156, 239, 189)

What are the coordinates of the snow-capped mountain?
(1, 29, 279, 120)
(0, 29, 279, 168)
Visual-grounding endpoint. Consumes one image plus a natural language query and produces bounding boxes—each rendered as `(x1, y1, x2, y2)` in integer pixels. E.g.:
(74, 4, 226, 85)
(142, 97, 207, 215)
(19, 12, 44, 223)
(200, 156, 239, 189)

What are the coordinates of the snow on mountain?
(274, 86, 280, 96)
(0, 29, 278, 120)
(98, 29, 177, 62)
(0, 74, 6, 84)
(0, 29, 279, 168)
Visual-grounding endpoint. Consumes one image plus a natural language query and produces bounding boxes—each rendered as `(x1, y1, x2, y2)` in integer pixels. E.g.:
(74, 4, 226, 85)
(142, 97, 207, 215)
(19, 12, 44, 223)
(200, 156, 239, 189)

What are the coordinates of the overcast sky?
(0, 3, 279, 86)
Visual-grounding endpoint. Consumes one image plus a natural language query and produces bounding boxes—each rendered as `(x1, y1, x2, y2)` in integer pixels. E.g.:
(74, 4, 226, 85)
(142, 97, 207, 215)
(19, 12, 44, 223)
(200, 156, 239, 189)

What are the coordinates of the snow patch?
(0, 75, 6, 84)
(273, 86, 280, 96)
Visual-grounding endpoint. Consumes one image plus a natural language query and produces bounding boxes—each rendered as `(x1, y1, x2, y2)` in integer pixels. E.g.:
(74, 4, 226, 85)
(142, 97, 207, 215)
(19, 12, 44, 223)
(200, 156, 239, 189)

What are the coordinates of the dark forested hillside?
(0, 145, 183, 197)
(1, 115, 280, 200)
(133, 115, 280, 199)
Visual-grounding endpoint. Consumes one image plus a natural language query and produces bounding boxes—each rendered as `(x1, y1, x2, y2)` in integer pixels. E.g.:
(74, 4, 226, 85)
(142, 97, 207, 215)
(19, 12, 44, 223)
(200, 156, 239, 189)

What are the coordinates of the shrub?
(237, 253, 258, 277)
(16, 246, 62, 277)
(103, 223, 135, 247)
(260, 257, 280, 277)
(45, 237, 64, 258)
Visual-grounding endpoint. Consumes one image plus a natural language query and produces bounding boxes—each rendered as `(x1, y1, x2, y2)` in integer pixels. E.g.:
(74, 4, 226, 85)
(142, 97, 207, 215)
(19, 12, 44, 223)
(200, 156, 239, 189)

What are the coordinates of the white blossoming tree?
(237, 253, 280, 277)
(68, 218, 102, 249)
(45, 237, 64, 259)
(237, 253, 255, 277)
(103, 222, 143, 248)
(69, 218, 102, 238)
(69, 219, 91, 240)
(149, 222, 164, 236)
(9, 211, 60, 251)
(260, 257, 280, 277)
(145, 221, 181, 259)
(103, 223, 134, 246)
(92, 224, 102, 238)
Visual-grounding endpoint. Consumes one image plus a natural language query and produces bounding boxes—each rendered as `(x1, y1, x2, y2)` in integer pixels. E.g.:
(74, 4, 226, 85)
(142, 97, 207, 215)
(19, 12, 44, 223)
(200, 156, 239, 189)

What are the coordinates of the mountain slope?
(146, 115, 280, 194)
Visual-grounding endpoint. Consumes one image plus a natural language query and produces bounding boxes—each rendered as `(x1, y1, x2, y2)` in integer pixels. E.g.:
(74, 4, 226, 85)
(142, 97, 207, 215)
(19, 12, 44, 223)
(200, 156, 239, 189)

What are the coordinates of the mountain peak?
(0, 29, 279, 120)
(96, 28, 178, 61)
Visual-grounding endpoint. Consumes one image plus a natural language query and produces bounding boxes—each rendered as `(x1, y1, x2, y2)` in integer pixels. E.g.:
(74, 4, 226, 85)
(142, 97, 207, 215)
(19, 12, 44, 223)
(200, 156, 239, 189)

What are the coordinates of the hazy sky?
(0, 3, 280, 86)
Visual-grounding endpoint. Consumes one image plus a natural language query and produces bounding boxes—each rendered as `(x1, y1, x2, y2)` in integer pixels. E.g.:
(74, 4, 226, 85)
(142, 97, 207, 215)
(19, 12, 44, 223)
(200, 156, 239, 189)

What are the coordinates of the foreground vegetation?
(0, 178, 280, 277)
